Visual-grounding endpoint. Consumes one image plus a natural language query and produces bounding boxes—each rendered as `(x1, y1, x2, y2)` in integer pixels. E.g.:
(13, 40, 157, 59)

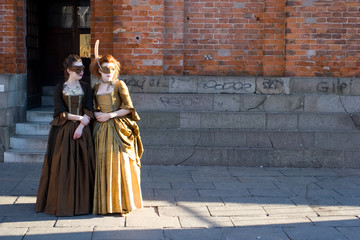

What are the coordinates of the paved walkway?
(0, 163, 360, 240)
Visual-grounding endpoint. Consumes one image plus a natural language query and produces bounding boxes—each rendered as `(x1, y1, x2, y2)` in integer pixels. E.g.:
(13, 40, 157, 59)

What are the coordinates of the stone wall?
(120, 75, 360, 168)
(0, 74, 27, 162)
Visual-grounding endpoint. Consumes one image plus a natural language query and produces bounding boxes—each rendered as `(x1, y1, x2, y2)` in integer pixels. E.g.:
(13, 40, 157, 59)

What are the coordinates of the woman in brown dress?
(90, 54, 143, 215)
(35, 54, 95, 216)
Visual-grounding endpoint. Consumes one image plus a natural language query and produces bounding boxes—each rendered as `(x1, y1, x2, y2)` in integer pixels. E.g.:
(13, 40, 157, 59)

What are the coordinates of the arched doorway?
(26, 0, 91, 108)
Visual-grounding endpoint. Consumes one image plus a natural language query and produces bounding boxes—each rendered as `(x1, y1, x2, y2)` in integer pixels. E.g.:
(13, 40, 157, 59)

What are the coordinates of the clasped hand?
(80, 115, 91, 126)
(94, 112, 112, 122)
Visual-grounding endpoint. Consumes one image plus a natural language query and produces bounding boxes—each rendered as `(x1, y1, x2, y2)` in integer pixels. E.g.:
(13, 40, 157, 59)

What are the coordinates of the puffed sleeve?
(50, 82, 68, 126)
(117, 80, 140, 121)
(81, 81, 94, 119)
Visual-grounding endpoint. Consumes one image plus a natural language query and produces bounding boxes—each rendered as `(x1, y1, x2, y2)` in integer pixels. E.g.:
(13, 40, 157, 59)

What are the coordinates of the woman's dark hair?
(90, 54, 121, 80)
(63, 54, 82, 81)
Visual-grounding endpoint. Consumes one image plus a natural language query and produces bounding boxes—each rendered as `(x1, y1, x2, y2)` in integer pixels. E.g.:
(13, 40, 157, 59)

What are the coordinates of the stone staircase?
(4, 76, 360, 168)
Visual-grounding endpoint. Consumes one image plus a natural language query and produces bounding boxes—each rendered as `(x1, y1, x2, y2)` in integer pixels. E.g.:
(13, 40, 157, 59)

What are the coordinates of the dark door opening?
(26, 0, 91, 109)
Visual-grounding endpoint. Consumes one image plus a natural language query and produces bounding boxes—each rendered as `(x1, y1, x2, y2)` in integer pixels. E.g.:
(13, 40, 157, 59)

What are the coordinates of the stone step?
(26, 107, 53, 122)
(138, 111, 357, 131)
(40, 91, 360, 114)
(140, 146, 360, 168)
(4, 149, 46, 163)
(10, 135, 48, 150)
(5, 146, 359, 168)
(41, 96, 53, 107)
(8, 130, 360, 151)
(42, 86, 54, 96)
(15, 122, 50, 135)
(22, 108, 358, 131)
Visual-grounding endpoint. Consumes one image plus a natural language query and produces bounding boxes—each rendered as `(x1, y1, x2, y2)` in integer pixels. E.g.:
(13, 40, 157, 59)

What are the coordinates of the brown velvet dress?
(92, 80, 143, 215)
(35, 81, 95, 216)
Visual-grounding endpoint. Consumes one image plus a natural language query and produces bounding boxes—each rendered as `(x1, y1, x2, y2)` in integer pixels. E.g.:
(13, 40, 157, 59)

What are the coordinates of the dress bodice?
(62, 94, 84, 115)
(95, 89, 121, 113)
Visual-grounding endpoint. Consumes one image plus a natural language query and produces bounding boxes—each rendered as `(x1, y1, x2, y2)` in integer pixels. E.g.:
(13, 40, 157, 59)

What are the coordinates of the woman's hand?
(73, 124, 84, 140)
(80, 115, 90, 126)
(95, 112, 112, 122)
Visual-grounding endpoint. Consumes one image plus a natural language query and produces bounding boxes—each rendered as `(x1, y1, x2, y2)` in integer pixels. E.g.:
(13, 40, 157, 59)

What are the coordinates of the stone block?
(315, 132, 360, 149)
(0, 93, 9, 108)
(337, 226, 360, 240)
(180, 112, 200, 128)
(121, 75, 169, 93)
(0, 227, 27, 240)
(214, 131, 246, 147)
(344, 151, 360, 168)
(141, 147, 194, 165)
(256, 77, 290, 94)
(272, 150, 307, 167)
(0, 126, 14, 150)
(283, 225, 348, 240)
(168, 75, 198, 93)
(25, 227, 93, 240)
(246, 132, 272, 148)
(56, 215, 125, 227)
(266, 113, 298, 130)
(181, 147, 228, 166)
(41, 96, 53, 106)
(213, 94, 240, 112)
(304, 95, 344, 112)
(298, 113, 357, 131)
(198, 76, 255, 94)
(42, 86, 54, 96)
(208, 205, 266, 217)
(175, 196, 223, 206)
(0, 74, 10, 91)
(230, 216, 311, 227)
(133, 93, 213, 111)
(263, 95, 304, 112)
(291, 77, 336, 94)
(141, 129, 214, 147)
(268, 132, 315, 149)
(158, 206, 210, 217)
(138, 112, 180, 129)
(200, 112, 266, 129)
(93, 227, 164, 240)
(304, 150, 345, 168)
(9, 74, 27, 91)
(179, 216, 233, 228)
(349, 78, 360, 95)
(339, 96, 360, 113)
(164, 228, 224, 240)
(240, 95, 267, 111)
(0, 109, 14, 127)
(227, 149, 274, 167)
(26, 109, 53, 123)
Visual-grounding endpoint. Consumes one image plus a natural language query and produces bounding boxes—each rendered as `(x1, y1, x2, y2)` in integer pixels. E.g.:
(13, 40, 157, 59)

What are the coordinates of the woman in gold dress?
(90, 54, 143, 215)
(36, 54, 95, 216)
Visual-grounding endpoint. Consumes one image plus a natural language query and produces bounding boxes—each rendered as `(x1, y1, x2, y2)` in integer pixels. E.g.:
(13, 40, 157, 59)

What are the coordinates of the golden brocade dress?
(92, 80, 144, 215)
(35, 81, 95, 216)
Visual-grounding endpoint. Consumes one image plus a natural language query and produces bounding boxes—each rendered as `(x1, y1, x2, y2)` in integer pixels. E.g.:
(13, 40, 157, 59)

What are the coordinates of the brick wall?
(91, 0, 360, 77)
(0, 0, 26, 74)
(0, 0, 359, 77)
(285, 0, 360, 77)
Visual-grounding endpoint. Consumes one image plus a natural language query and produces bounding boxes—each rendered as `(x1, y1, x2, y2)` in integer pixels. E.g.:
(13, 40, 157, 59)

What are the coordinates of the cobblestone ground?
(1, 163, 360, 240)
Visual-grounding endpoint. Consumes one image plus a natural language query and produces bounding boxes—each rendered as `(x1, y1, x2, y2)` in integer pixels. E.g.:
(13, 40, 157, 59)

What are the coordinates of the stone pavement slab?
(1, 163, 360, 240)
(282, 225, 348, 240)
(222, 226, 290, 240)
(93, 227, 165, 240)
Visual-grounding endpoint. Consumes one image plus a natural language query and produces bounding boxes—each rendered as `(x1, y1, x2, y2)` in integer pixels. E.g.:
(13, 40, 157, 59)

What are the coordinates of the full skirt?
(92, 118, 142, 214)
(35, 121, 95, 216)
